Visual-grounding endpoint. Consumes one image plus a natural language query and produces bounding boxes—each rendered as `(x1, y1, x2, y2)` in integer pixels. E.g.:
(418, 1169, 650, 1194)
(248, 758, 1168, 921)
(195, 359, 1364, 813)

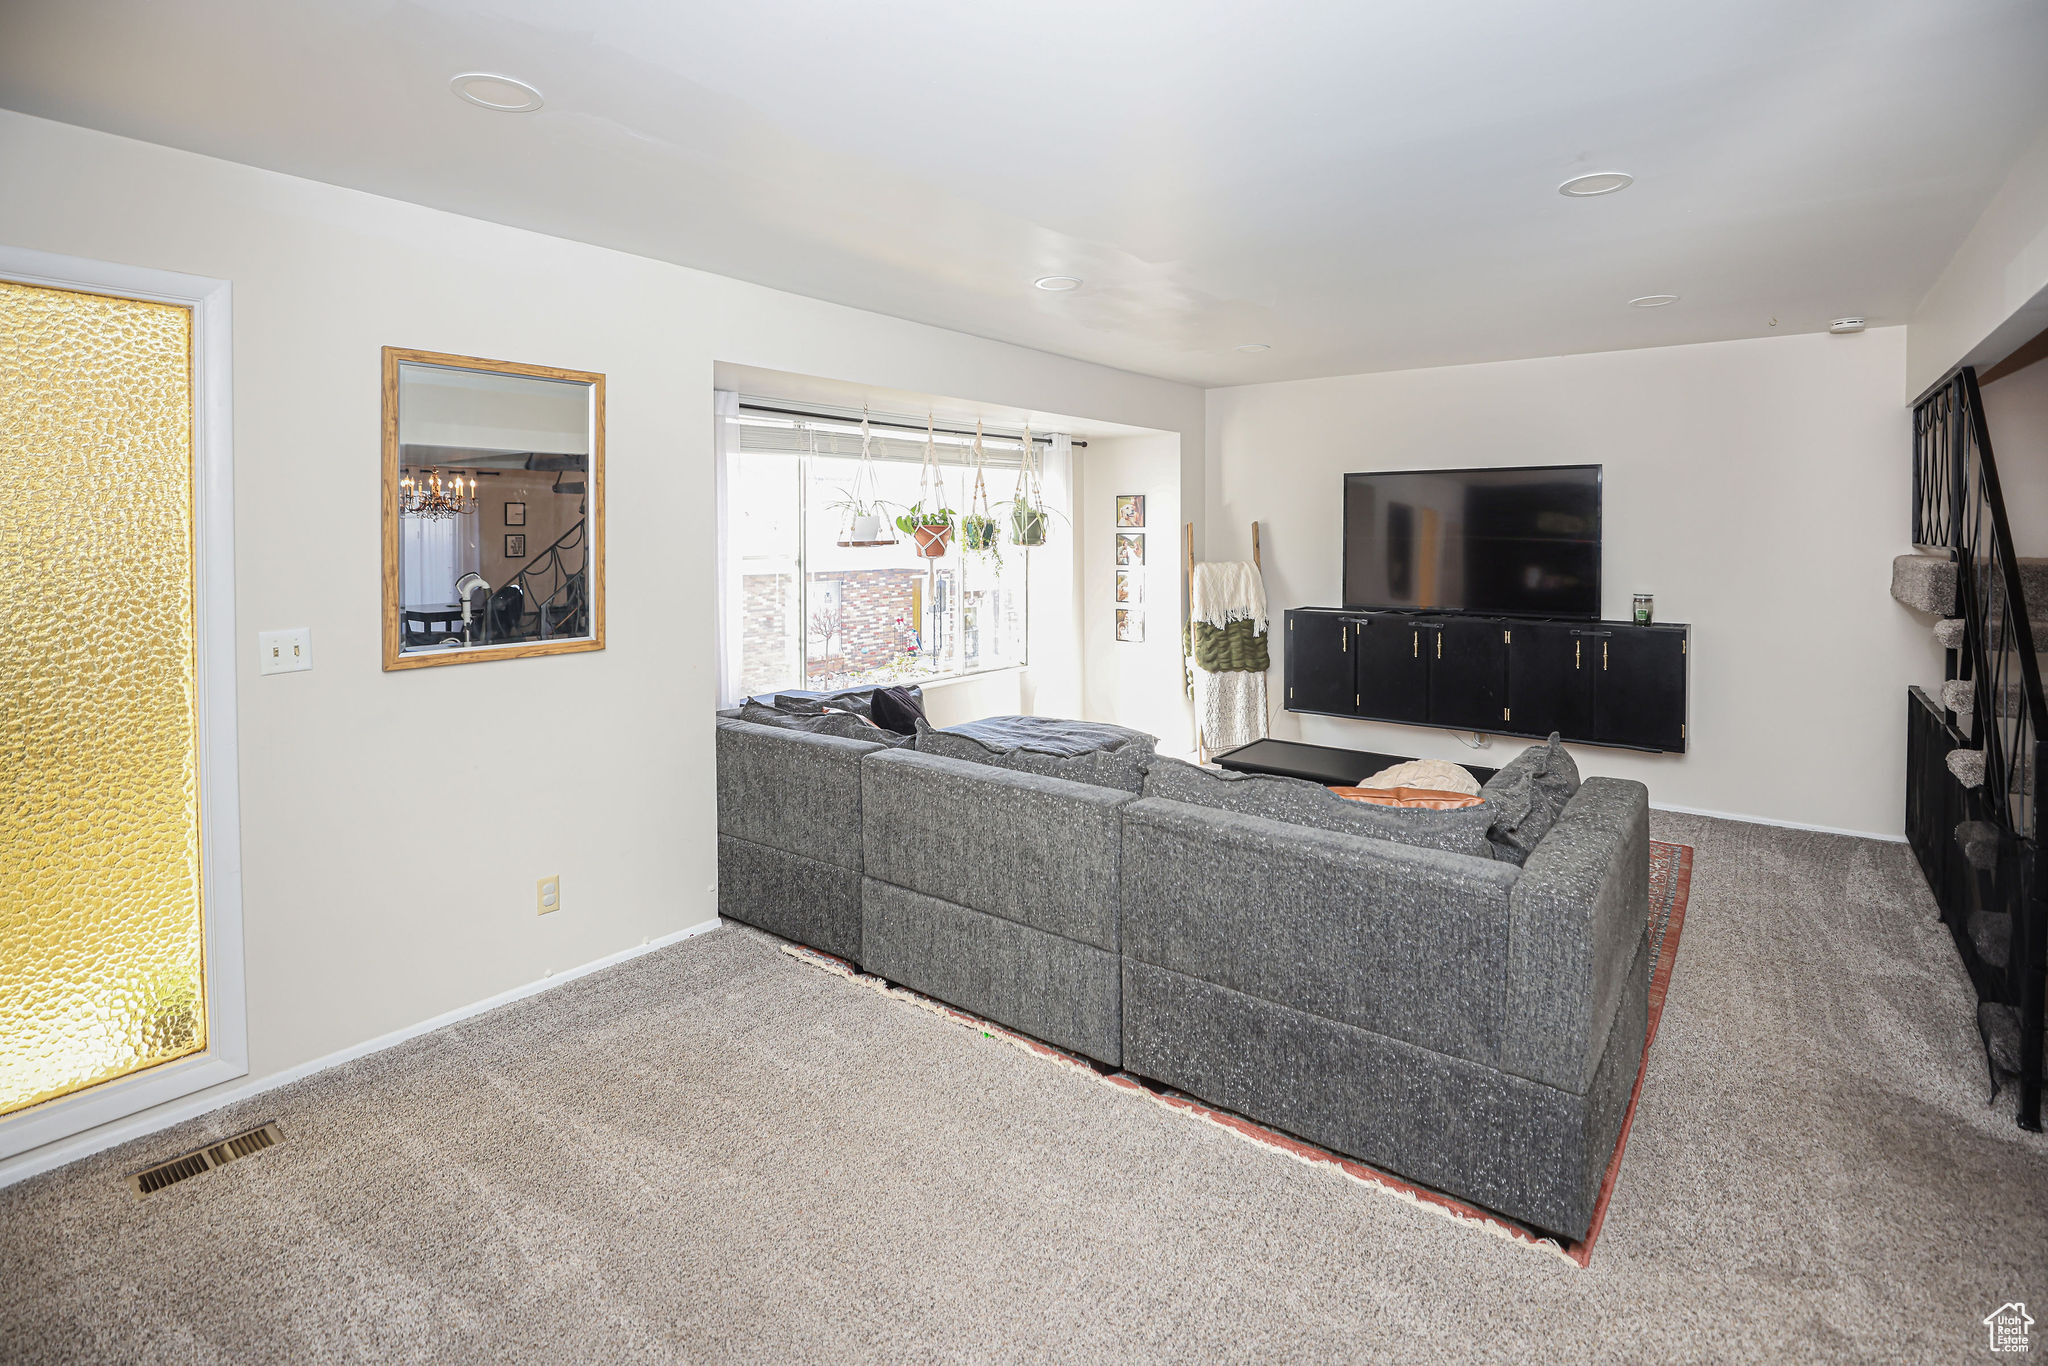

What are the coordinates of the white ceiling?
(5, 0, 2047, 387)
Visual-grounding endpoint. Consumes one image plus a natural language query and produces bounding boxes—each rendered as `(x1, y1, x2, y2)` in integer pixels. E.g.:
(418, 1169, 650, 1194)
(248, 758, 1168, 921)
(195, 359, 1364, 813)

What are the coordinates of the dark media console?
(1283, 608, 1688, 753)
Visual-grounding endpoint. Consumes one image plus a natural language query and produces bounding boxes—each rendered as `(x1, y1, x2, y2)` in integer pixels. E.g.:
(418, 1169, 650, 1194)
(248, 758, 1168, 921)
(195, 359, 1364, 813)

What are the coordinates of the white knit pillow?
(1358, 758, 1481, 797)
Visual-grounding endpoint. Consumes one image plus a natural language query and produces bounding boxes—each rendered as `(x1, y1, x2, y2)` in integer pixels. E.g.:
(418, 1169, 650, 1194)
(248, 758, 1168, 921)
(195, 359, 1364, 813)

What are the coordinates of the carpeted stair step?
(1941, 678, 2029, 718)
(1978, 1002, 2048, 1083)
(1896, 555, 2048, 618)
(1944, 745, 2039, 794)
(1970, 910, 2012, 971)
(1934, 617, 2048, 651)
(1893, 554, 1957, 614)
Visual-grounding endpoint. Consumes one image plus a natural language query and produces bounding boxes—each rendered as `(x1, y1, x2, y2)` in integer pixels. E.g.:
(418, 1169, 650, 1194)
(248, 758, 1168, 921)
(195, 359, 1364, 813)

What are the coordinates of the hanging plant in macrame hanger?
(832, 407, 894, 546)
(1009, 422, 1049, 547)
(961, 420, 1002, 567)
(895, 412, 955, 557)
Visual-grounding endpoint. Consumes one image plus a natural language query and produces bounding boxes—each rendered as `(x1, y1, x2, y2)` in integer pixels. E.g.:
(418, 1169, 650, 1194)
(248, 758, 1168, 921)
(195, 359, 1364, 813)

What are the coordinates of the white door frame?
(0, 245, 246, 1178)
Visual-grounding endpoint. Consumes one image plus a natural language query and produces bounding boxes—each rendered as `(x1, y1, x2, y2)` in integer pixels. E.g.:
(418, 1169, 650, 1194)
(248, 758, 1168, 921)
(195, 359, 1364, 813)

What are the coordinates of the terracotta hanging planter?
(912, 522, 953, 557)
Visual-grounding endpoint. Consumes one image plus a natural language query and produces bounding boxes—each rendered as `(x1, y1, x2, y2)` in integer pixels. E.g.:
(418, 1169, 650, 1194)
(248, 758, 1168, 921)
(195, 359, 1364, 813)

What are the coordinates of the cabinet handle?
(1341, 626, 1348, 652)
(1412, 630, 1419, 657)
(1437, 632, 1443, 659)
(1603, 641, 1609, 671)
(1575, 640, 1581, 669)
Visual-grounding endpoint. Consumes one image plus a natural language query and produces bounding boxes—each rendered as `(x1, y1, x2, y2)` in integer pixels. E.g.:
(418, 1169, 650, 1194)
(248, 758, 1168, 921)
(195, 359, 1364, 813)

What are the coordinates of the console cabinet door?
(1592, 627, 1687, 751)
(1506, 623, 1595, 738)
(1427, 618, 1510, 731)
(1283, 611, 1356, 715)
(1354, 615, 1431, 723)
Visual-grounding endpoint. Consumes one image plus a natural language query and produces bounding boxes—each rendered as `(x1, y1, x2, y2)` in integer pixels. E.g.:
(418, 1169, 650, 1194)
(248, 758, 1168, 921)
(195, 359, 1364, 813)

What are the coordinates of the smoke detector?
(1830, 317, 1867, 334)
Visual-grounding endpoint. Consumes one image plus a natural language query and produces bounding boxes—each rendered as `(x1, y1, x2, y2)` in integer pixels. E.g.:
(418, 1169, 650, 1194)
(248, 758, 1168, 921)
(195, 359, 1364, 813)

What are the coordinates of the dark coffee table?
(1210, 738, 1497, 787)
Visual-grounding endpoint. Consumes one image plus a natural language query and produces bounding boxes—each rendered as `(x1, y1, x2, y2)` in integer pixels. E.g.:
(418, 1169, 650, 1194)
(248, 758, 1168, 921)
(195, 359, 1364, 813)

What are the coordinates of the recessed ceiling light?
(1558, 172, 1634, 197)
(1234, 343, 1271, 353)
(1033, 275, 1083, 292)
(450, 73, 544, 113)
(1628, 294, 1680, 308)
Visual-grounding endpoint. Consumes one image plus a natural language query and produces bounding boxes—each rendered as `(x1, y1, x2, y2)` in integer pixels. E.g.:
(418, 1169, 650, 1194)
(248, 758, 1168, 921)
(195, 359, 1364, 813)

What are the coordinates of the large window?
(722, 404, 1048, 700)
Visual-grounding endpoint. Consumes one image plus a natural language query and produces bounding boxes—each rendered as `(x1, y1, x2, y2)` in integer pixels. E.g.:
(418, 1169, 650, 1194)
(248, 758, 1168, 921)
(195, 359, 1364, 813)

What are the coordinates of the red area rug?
(782, 838, 1695, 1266)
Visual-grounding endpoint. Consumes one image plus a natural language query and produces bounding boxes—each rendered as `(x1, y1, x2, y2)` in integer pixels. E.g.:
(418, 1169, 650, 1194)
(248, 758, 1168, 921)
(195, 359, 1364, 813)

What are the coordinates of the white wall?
(1910, 127, 2048, 397)
(0, 109, 1203, 1172)
(1983, 358, 2048, 555)
(1078, 434, 1193, 753)
(1206, 326, 1938, 838)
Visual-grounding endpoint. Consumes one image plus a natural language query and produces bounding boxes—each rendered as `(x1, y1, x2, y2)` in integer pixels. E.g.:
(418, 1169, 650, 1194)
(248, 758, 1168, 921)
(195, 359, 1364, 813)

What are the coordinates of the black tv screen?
(1343, 465, 1602, 619)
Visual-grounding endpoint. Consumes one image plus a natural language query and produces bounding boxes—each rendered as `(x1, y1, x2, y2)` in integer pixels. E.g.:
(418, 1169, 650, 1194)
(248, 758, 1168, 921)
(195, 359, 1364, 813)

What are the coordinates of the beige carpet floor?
(2, 811, 2044, 1364)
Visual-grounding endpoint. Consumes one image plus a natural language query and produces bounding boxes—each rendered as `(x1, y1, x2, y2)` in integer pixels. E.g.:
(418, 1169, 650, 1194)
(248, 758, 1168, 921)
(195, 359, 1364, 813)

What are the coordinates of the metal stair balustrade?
(1908, 365, 2047, 1129)
(500, 518, 590, 642)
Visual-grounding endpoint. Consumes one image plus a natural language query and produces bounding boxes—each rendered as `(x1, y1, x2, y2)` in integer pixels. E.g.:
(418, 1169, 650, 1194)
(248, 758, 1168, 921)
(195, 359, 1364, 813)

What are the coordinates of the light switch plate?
(258, 628, 312, 675)
(537, 875, 560, 915)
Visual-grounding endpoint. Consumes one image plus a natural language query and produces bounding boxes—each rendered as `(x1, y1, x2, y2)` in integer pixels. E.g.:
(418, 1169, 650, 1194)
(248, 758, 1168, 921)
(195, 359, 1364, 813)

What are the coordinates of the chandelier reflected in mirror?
(399, 468, 477, 521)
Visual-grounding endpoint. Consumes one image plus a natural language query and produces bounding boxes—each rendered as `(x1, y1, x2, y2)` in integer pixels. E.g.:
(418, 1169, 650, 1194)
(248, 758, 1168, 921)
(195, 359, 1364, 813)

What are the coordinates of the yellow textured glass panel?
(0, 280, 205, 1118)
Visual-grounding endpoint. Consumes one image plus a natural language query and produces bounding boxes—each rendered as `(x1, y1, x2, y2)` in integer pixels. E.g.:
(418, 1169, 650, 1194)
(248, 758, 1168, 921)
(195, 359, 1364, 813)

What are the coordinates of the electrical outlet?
(257, 627, 312, 675)
(537, 875, 560, 915)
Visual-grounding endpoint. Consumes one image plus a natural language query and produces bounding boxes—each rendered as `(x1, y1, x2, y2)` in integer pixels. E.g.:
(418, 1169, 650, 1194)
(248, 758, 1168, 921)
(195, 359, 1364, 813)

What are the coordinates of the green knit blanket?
(1192, 618, 1269, 672)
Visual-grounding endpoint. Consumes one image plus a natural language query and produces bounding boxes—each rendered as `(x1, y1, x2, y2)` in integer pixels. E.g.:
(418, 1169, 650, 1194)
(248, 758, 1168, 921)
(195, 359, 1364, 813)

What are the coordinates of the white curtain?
(400, 510, 479, 607)
(714, 389, 743, 706)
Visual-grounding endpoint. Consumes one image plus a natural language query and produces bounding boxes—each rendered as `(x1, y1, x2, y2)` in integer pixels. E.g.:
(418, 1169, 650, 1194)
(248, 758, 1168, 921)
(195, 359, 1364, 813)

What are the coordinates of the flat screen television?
(1343, 464, 1602, 619)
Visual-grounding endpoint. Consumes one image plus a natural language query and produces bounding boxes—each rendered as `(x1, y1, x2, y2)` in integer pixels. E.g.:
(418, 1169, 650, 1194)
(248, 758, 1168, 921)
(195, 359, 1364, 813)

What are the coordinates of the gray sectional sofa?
(713, 698, 1649, 1240)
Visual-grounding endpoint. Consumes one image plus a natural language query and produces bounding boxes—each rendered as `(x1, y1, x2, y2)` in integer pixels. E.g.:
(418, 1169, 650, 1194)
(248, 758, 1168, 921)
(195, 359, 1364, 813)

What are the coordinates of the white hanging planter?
(832, 408, 897, 547)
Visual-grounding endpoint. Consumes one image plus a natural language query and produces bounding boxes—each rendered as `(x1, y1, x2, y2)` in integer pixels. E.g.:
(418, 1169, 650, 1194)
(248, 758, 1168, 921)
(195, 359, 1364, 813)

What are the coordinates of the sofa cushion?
(738, 700, 906, 744)
(912, 716, 1157, 794)
(1480, 734, 1583, 864)
(869, 685, 927, 736)
(714, 718, 883, 869)
(863, 748, 1134, 951)
(757, 683, 925, 721)
(1141, 757, 1499, 860)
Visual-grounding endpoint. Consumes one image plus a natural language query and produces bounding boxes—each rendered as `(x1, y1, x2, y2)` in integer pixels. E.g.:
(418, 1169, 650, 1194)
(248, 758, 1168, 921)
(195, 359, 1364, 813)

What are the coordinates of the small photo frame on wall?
(1115, 570, 1143, 604)
(504, 533, 527, 558)
(1115, 532, 1145, 566)
(1116, 494, 1146, 528)
(1116, 609, 1144, 643)
(504, 501, 526, 527)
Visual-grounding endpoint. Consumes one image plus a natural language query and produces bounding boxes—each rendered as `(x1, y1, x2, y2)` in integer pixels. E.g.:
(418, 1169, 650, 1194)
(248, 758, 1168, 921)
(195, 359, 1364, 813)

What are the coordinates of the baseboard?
(0, 917, 723, 1191)
(1650, 802, 1906, 844)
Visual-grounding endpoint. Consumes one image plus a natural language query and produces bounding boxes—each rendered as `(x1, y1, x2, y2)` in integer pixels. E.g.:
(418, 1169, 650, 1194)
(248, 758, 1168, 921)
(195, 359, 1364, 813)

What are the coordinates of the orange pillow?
(1329, 785, 1486, 811)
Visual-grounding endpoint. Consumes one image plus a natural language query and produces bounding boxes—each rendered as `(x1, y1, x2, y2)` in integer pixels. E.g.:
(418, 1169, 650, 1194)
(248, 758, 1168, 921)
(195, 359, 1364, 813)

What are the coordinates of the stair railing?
(1912, 364, 2046, 1129)
(504, 518, 589, 641)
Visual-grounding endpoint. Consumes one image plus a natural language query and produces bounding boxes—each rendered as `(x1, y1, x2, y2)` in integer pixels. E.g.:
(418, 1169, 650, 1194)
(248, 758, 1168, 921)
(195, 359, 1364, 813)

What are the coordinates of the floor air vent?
(127, 1121, 283, 1197)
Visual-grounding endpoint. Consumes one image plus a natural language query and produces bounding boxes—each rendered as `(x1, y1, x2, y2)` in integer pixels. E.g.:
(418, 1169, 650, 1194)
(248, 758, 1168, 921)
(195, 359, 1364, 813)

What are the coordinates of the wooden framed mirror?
(381, 348, 605, 670)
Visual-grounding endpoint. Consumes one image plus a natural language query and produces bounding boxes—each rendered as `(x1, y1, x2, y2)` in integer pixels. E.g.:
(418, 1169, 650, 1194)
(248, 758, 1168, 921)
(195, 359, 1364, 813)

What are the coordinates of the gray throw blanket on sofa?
(941, 715, 1154, 758)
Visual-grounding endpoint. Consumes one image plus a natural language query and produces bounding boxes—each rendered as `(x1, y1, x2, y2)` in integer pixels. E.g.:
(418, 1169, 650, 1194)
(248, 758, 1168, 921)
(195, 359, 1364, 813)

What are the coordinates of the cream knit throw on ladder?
(1188, 560, 1269, 753)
